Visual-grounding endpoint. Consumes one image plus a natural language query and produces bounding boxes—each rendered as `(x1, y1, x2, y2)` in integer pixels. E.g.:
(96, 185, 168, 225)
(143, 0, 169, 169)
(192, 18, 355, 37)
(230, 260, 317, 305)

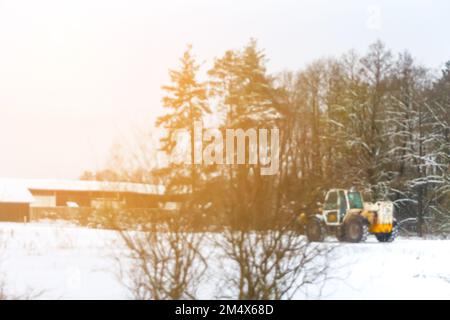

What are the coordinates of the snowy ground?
(0, 222, 449, 300)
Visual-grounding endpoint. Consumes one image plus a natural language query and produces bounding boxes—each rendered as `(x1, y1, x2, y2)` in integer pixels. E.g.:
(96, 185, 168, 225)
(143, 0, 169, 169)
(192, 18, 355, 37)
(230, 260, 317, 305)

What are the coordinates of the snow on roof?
(0, 180, 34, 203)
(0, 178, 165, 197)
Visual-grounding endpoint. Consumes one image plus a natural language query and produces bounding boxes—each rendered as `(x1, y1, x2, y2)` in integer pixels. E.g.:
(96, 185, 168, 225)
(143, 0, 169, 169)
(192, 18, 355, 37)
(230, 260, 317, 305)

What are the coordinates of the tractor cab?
(322, 189, 364, 225)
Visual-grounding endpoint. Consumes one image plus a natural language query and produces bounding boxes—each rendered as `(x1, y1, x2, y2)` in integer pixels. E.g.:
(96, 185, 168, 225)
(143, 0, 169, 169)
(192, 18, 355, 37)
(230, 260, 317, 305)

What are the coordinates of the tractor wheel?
(376, 220, 399, 243)
(344, 217, 369, 243)
(295, 222, 306, 235)
(306, 218, 326, 242)
(336, 227, 346, 242)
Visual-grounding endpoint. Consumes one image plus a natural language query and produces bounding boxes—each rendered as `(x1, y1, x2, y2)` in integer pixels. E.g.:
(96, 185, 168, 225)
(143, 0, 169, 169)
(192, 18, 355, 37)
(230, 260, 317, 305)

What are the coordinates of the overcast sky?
(0, 0, 449, 179)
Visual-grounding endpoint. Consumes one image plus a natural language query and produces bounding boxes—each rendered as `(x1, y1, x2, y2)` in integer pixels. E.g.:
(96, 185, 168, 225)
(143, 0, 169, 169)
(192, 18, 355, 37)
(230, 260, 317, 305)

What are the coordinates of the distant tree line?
(89, 39, 450, 237)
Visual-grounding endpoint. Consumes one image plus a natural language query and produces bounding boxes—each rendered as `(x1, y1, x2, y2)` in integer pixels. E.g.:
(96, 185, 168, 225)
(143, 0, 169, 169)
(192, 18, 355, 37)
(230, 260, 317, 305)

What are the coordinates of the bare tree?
(114, 216, 207, 300)
(218, 223, 332, 300)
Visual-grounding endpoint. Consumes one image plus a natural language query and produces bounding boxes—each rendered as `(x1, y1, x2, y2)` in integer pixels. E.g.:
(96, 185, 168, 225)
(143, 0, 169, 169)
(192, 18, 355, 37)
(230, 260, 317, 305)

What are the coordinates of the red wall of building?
(0, 203, 30, 222)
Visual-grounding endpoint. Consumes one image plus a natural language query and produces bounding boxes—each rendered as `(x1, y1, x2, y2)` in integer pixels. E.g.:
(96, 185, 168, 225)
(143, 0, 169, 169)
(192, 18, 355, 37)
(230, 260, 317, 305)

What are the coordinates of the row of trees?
(154, 39, 450, 236)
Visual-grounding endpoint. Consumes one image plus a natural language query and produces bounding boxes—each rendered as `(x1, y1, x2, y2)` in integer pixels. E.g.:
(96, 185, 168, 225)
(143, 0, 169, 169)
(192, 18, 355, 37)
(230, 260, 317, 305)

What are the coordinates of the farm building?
(0, 178, 171, 222)
(0, 181, 33, 222)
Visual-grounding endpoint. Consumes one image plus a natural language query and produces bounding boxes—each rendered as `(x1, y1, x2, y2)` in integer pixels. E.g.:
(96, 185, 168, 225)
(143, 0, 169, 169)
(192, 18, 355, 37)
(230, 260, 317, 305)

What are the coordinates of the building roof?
(0, 178, 165, 200)
(24, 179, 165, 195)
(0, 181, 34, 203)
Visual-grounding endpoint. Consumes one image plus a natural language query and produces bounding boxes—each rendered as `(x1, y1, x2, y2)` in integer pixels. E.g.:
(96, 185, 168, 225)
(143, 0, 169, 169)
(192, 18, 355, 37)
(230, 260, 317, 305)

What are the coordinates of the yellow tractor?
(298, 189, 398, 243)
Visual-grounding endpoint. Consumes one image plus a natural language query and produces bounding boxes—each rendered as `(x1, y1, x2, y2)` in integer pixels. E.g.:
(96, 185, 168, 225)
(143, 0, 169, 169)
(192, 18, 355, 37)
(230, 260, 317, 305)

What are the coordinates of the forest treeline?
(84, 39, 450, 236)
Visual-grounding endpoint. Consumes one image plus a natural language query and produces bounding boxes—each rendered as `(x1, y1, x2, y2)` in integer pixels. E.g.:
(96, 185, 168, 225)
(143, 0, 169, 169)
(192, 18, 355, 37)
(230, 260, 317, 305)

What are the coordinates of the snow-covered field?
(0, 222, 449, 300)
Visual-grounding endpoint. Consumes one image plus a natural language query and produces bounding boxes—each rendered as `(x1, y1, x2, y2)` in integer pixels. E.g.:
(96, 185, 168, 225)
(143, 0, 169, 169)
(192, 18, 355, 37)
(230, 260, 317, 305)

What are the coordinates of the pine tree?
(208, 39, 280, 129)
(208, 49, 241, 127)
(156, 46, 210, 192)
(206, 39, 282, 228)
